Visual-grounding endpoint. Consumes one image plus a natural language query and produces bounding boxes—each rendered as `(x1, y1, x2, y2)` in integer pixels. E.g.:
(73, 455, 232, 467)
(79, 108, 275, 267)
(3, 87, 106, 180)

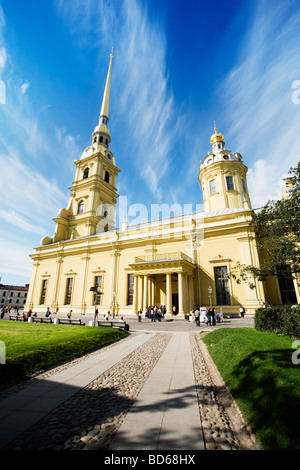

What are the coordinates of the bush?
(255, 306, 300, 338)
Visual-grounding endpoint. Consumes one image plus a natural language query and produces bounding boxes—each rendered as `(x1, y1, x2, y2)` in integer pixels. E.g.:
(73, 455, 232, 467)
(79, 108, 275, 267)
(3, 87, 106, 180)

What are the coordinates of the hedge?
(255, 306, 300, 338)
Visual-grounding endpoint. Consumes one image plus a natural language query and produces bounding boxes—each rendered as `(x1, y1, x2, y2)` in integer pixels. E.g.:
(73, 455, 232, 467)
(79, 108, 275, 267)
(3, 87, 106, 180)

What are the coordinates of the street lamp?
(90, 286, 102, 327)
(208, 286, 213, 308)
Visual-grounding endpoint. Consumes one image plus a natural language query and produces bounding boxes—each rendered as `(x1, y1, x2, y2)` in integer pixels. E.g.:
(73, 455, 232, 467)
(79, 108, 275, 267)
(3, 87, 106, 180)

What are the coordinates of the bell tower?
(199, 124, 251, 212)
(41, 50, 120, 246)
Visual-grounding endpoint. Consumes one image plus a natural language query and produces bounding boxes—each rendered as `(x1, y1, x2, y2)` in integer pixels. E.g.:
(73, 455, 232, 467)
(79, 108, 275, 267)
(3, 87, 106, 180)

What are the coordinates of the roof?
(0, 284, 29, 291)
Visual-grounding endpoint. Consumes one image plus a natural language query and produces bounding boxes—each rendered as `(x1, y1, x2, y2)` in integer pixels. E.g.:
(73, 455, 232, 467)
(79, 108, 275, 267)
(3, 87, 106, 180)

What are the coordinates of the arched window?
(99, 136, 103, 143)
(104, 223, 109, 232)
(105, 139, 108, 145)
(78, 200, 84, 214)
(83, 167, 89, 179)
(104, 171, 110, 183)
(102, 204, 108, 218)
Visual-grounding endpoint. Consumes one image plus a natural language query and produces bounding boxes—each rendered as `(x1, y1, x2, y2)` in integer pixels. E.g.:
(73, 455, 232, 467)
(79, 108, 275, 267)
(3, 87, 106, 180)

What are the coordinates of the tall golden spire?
(99, 48, 114, 122)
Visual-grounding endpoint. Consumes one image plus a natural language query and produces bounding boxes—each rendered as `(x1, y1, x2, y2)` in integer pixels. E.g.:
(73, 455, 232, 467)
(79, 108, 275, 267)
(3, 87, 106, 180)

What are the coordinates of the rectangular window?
(65, 278, 74, 305)
(226, 176, 235, 190)
(127, 274, 134, 305)
(40, 279, 48, 305)
(209, 179, 217, 195)
(242, 179, 247, 193)
(94, 276, 103, 305)
(277, 266, 297, 305)
(214, 266, 231, 305)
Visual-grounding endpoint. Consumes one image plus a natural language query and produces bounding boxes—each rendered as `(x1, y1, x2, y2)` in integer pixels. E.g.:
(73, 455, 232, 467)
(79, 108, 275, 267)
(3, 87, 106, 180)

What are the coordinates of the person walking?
(209, 307, 216, 326)
(239, 305, 245, 318)
(67, 309, 72, 319)
(152, 306, 157, 322)
(205, 307, 212, 325)
(138, 309, 142, 322)
(45, 307, 51, 317)
(195, 307, 200, 326)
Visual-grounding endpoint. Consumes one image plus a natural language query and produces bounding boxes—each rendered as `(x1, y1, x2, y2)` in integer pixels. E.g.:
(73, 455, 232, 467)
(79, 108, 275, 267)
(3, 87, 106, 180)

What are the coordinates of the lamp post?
(90, 286, 102, 327)
(208, 286, 213, 309)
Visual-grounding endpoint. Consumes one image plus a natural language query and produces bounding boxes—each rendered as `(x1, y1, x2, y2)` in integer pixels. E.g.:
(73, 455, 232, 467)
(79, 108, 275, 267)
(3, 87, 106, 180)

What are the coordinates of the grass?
(0, 320, 127, 389)
(202, 328, 300, 450)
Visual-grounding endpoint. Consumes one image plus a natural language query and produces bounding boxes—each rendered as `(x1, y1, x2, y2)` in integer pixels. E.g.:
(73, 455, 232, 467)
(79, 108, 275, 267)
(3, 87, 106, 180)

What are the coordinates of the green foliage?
(202, 328, 300, 450)
(255, 306, 300, 338)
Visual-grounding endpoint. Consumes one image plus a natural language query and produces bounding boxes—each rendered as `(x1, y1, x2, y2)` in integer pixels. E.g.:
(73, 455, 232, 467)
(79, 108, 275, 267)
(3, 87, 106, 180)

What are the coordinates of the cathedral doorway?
(172, 293, 179, 314)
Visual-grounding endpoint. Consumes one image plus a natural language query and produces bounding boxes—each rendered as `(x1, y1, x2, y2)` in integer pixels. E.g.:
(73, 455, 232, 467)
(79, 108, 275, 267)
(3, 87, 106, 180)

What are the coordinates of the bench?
(32, 317, 53, 324)
(58, 318, 83, 325)
(9, 315, 26, 322)
(97, 320, 130, 331)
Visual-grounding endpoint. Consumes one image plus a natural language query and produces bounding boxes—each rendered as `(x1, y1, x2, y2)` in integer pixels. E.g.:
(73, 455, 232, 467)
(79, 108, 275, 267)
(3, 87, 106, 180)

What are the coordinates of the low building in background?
(0, 283, 29, 310)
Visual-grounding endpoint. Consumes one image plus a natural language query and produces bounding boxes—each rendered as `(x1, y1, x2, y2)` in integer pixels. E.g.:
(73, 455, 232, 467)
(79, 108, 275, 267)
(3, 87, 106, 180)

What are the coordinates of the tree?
(231, 163, 300, 287)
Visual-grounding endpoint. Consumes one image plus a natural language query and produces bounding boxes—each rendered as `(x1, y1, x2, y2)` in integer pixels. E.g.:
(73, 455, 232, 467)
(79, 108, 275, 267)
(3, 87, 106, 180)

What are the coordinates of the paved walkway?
(0, 332, 151, 449)
(110, 332, 204, 450)
(0, 317, 258, 451)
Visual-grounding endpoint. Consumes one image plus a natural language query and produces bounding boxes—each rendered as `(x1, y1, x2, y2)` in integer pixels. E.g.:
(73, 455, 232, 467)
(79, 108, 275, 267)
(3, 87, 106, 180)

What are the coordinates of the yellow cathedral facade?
(25, 52, 300, 318)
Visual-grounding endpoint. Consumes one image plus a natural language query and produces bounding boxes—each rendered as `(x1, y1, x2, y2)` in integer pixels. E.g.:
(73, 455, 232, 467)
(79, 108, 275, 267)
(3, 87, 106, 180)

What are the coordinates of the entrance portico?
(128, 252, 196, 316)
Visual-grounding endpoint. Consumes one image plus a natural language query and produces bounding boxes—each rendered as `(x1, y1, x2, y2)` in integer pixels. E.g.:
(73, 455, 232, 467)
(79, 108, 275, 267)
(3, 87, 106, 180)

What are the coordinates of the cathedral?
(25, 52, 300, 318)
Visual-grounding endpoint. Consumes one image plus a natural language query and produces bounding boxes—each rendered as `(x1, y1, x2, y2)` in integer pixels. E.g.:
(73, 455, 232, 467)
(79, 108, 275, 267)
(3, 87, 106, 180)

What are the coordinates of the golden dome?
(210, 122, 225, 144)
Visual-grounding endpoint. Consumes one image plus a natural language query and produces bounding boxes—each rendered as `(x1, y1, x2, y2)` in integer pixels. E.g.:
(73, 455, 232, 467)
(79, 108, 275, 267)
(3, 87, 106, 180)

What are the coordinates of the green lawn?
(0, 320, 127, 389)
(202, 328, 300, 450)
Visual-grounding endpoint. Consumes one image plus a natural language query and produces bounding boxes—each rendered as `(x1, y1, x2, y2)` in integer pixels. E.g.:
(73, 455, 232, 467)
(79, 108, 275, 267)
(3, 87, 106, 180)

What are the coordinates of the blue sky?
(0, 0, 300, 286)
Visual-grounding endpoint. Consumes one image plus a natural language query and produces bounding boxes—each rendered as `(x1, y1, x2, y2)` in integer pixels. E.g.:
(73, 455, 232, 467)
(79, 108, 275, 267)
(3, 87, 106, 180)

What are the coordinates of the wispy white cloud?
(0, 210, 46, 235)
(0, 150, 66, 230)
(21, 80, 29, 94)
(0, 46, 6, 70)
(219, 1, 300, 207)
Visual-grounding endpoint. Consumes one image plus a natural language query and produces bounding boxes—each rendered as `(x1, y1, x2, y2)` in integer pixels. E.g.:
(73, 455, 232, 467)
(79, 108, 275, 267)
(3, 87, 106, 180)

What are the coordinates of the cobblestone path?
(190, 334, 259, 450)
(5, 333, 172, 450)
(3, 332, 260, 451)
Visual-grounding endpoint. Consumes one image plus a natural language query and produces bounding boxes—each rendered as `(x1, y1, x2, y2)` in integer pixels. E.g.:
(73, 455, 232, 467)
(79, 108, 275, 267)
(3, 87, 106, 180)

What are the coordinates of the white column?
(166, 273, 172, 315)
(189, 275, 195, 310)
(138, 275, 143, 311)
(150, 277, 155, 305)
(133, 275, 138, 314)
(143, 275, 148, 312)
(178, 272, 184, 315)
(184, 274, 189, 313)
